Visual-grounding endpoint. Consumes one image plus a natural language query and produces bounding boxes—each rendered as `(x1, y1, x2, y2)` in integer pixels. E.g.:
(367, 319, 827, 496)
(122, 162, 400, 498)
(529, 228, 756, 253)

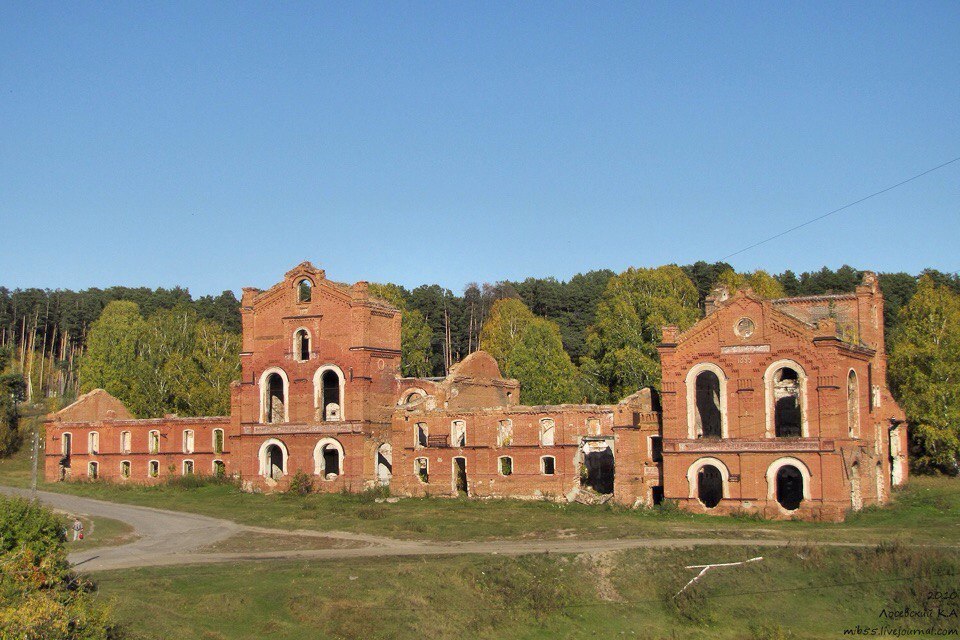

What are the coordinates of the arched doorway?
(775, 465, 803, 510)
(695, 371, 722, 438)
(697, 465, 723, 508)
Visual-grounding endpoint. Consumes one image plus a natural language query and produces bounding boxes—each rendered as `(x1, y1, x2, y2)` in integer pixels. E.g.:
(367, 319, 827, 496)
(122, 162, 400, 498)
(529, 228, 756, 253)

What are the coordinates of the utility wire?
(720, 155, 960, 261)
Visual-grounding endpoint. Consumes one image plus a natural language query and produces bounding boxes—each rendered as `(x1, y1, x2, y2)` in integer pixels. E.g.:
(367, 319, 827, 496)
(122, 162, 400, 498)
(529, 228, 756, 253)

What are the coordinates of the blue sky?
(1, 2, 958, 296)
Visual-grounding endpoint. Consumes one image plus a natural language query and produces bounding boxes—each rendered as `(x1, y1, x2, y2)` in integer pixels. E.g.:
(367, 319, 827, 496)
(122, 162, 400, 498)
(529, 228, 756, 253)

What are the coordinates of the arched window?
(182, 460, 195, 475)
(686, 364, 727, 439)
(213, 460, 226, 478)
(149, 430, 160, 454)
(148, 460, 159, 478)
(399, 388, 427, 406)
(182, 429, 195, 454)
(313, 438, 344, 479)
(313, 365, 345, 422)
(213, 428, 224, 455)
(120, 431, 131, 454)
(765, 361, 806, 438)
(258, 439, 288, 481)
(61, 433, 72, 457)
(88, 431, 99, 455)
(88, 461, 98, 479)
(451, 420, 466, 447)
(260, 369, 289, 424)
(294, 329, 311, 362)
(539, 419, 555, 446)
(298, 279, 313, 303)
(847, 370, 860, 437)
(120, 460, 131, 479)
(498, 456, 513, 476)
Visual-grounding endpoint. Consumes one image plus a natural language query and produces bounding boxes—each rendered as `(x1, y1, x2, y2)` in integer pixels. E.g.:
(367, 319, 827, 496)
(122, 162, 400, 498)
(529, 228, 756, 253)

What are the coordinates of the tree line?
(2, 263, 959, 471)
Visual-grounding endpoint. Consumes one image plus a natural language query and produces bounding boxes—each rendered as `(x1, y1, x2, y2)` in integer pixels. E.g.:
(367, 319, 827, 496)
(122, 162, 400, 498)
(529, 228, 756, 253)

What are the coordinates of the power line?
(720, 155, 960, 261)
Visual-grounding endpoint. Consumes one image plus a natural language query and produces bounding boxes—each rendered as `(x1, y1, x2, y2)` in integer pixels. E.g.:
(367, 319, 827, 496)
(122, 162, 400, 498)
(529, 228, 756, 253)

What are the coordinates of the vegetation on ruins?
(3, 263, 960, 469)
(890, 275, 960, 473)
(0, 495, 124, 639)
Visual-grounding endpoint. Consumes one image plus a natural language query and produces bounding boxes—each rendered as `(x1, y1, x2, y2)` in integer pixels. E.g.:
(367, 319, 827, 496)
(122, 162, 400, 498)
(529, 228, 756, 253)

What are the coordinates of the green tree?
(480, 299, 580, 405)
(369, 283, 434, 378)
(132, 306, 239, 418)
(0, 347, 25, 456)
(716, 269, 786, 299)
(581, 266, 700, 402)
(889, 276, 960, 473)
(78, 301, 145, 403)
(507, 321, 581, 405)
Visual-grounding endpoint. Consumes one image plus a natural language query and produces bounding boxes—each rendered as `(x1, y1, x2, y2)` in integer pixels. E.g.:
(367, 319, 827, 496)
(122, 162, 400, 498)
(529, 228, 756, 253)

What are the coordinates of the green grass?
(95, 544, 960, 639)
(3, 445, 960, 544)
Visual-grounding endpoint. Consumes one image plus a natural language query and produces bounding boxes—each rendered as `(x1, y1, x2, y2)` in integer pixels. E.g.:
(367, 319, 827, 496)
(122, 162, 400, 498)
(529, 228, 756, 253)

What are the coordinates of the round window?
(735, 317, 755, 338)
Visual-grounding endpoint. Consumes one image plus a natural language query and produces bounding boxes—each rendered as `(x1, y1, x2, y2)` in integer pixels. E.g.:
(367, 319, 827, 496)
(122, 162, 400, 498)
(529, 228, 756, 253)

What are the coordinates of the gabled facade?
(44, 264, 907, 521)
(657, 272, 908, 519)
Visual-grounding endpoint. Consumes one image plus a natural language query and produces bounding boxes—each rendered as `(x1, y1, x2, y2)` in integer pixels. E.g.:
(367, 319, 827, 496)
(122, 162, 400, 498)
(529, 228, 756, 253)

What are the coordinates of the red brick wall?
(44, 417, 232, 483)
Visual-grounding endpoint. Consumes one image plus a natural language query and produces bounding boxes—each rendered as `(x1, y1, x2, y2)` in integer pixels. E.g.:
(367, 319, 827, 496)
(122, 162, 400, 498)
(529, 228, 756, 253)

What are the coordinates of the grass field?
(96, 543, 960, 640)
(2, 446, 959, 545)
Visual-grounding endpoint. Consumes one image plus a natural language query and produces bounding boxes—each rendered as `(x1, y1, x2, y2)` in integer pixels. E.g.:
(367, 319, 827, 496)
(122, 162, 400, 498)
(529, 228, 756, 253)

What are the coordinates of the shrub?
(0, 496, 125, 639)
(288, 471, 314, 496)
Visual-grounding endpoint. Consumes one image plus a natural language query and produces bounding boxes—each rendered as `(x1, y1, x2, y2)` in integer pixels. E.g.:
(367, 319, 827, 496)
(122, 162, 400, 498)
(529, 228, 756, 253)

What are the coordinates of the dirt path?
(0, 486, 886, 573)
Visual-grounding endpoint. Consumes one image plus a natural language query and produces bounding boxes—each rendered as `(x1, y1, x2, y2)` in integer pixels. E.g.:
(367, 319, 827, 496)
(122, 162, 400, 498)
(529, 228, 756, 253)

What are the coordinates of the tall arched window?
(686, 364, 727, 439)
(294, 329, 311, 362)
(260, 369, 289, 424)
(314, 365, 345, 422)
(298, 279, 312, 303)
(88, 431, 99, 455)
(847, 370, 860, 437)
(764, 361, 805, 438)
(694, 371, 722, 438)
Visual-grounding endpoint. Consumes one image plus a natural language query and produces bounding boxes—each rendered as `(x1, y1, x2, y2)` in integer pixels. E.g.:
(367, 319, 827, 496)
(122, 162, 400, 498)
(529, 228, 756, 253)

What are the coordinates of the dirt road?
(1, 486, 871, 573)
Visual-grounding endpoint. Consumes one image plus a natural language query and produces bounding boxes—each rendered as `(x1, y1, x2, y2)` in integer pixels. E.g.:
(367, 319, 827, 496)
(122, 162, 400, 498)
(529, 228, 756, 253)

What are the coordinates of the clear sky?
(1, 2, 958, 296)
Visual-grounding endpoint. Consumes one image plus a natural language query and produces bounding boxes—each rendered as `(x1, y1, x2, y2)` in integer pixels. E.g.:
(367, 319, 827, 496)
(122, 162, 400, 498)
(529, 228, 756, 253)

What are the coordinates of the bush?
(0, 496, 125, 639)
(287, 471, 314, 496)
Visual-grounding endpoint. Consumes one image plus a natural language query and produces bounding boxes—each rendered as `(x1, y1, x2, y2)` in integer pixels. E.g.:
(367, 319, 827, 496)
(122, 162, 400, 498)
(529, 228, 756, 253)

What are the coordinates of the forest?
(1, 262, 959, 471)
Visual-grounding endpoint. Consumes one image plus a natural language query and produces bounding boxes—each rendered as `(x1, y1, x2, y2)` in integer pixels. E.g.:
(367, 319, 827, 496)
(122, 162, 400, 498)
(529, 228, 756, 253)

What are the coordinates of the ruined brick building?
(45, 263, 909, 521)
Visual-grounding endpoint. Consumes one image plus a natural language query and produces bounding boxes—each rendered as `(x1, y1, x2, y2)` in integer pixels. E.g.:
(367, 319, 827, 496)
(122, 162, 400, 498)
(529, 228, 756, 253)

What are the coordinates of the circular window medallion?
(735, 317, 755, 338)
